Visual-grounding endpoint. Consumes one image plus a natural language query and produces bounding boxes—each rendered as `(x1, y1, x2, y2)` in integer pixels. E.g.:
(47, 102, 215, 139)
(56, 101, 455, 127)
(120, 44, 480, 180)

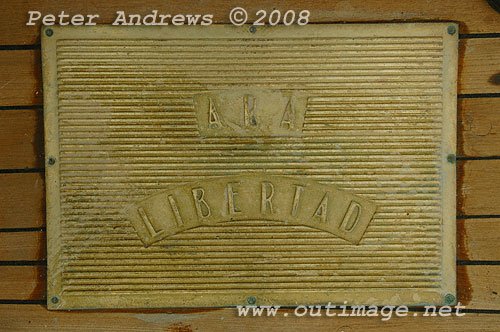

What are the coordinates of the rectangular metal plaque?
(43, 23, 458, 309)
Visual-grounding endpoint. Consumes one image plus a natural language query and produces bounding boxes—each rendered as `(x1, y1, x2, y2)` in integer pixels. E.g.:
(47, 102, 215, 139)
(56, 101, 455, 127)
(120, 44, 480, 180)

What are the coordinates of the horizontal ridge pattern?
(55, 36, 444, 294)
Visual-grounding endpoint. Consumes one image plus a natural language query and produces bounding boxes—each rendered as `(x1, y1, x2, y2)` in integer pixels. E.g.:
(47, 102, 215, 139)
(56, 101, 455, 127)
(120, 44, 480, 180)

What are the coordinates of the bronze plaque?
(42, 23, 458, 309)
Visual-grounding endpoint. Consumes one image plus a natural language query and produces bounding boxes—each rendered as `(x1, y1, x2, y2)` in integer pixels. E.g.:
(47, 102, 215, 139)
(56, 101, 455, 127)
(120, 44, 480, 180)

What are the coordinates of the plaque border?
(42, 23, 458, 309)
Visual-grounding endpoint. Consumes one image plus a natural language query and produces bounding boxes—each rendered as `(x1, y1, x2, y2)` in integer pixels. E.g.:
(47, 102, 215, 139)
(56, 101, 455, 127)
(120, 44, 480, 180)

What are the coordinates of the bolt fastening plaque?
(42, 23, 458, 309)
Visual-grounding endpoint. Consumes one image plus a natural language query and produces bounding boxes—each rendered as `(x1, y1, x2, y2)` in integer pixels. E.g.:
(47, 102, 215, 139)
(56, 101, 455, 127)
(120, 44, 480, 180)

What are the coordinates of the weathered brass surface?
(42, 23, 458, 309)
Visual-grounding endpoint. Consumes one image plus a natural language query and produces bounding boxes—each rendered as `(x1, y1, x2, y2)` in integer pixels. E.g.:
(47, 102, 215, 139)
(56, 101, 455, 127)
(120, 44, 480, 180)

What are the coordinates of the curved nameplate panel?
(124, 174, 377, 247)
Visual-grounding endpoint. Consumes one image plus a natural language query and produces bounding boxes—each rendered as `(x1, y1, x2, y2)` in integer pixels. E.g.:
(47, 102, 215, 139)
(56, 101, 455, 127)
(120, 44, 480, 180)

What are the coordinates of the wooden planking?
(0, 266, 45, 300)
(0, 173, 45, 229)
(457, 266, 500, 310)
(457, 219, 500, 261)
(0, 50, 41, 106)
(1, 219, 497, 261)
(0, 109, 43, 169)
(2, 0, 500, 45)
(0, 265, 497, 309)
(0, 232, 45, 261)
(0, 306, 499, 332)
(0, 37, 499, 108)
(2, 98, 499, 171)
(459, 39, 500, 94)
(458, 160, 500, 216)
(459, 98, 500, 157)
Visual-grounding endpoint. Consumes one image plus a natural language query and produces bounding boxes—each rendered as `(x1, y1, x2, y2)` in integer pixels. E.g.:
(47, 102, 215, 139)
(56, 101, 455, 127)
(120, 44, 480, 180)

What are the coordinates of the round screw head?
(45, 28, 54, 37)
(444, 293, 455, 305)
(51, 296, 59, 304)
(447, 154, 456, 163)
(48, 157, 56, 166)
(447, 25, 456, 35)
(247, 296, 256, 305)
(249, 26, 256, 33)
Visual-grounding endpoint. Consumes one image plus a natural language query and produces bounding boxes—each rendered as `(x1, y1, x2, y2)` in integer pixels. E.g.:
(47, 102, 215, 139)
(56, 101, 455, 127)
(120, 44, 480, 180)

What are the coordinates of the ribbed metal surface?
(42, 23, 459, 309)
(55, 35, 443, 296)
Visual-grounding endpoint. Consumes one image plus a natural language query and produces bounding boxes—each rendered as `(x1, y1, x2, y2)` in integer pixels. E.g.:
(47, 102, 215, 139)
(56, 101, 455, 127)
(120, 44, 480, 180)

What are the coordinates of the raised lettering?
(167, 195, 184, 226)
(261, 182, 275, 214)
(280, 96, 296, 129)
(243, 95, 257, 127)
(313, 194, 329, 223)
(208, 97, 223, 128)
(192, 188, 211, 219)
(340, 201, 362, 232)
(291, 185, 304, 216)
(226, 182, 241, 215)
(137, 207, 165, 238)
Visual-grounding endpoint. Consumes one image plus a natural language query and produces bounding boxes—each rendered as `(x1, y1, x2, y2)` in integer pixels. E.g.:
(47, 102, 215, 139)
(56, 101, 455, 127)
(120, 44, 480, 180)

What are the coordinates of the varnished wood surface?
(459, 39, 500, 94)
(459, 98, 500, 157)
(0, 51, 40, 107)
